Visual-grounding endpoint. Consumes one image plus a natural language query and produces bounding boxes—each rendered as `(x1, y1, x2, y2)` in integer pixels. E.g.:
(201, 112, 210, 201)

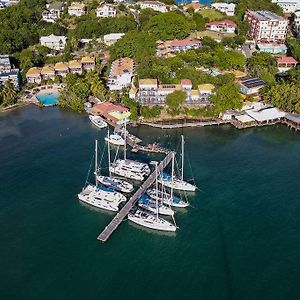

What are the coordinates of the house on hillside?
(277, 56, 298, 72)
(211, 2, 236, 16)
(41, 65, 55, 81)
(96, 2, 117, 17)
(139, 1, 168, 13)
(206, 19, 237, 33)
(238, 77, 265, 95)
(26, 67, 42, 84)
(0, 55, 20, 88)
(103, 33, 125, 46)
(40, 34, 67, 51)
(68, 2, 86, 17)
(42, 1, 64, 23)
(81, 56, 96, 71)
(271, 0, 300, 13)
(156, 39, 201, 57)
(183, 0, 203, 12)
(68, 60, 83, 74)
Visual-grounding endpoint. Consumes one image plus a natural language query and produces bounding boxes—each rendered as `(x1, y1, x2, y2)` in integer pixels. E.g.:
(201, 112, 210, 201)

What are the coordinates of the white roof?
(40, 34, 67, 43)
(246, 107, 286, 122)
(235, 114, 255, 123)
(104, 33, 125, 40)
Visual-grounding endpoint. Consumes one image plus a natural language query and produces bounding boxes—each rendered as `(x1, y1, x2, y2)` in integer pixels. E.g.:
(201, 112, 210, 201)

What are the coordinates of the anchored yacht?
(138, 194, 174, 216)
(97, 175, 134, 193)
(89, 115, 107, 129)
(105, 133, 125, 146)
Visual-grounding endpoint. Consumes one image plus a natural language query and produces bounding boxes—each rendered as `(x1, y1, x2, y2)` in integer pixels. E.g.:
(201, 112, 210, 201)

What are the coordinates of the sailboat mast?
(171, 152, 175, 199)
(95, 139, 98, 185)
(181, 135, 184, 181)
(155, 162, 159, 219)
(107, 129, 111, 177)
(124, 118, 127, 161)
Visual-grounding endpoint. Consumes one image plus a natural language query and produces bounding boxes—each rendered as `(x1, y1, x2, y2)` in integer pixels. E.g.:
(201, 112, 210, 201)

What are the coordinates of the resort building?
(271, 0, 300, 13)
(42, 1, 64, 23)
(183, 0, 203, 12)
(68, 2, 86, 17)
(211, 2, 236, 16)
(92, 102, 130, 125)
(244, 10, 288, 42)
(206, 19, 237, 33)
(256, 43, 287, 54)
(41, 66, 55, 81)
(136, 78, 214, 105)
(40, 34, 67, 51)
(238, 77, 265, 95)
(156, 39, 201, 57)
(0, 55, 20, 88)
(68, 60, 83, 74)
(139, 1, 168, 12)
(96, 2, 117, 17)
(107, 57, 135, 91)
(277, 56, 298, 72)
(292, 10, 300, 35)
(81, 56, 96, 71)
(26, 67, 42, 84)
(54, 62, 69, 77)
(103, 33, 125, 46)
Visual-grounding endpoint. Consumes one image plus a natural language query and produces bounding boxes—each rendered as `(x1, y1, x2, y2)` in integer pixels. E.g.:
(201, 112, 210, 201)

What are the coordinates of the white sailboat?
(89, 115, 107, 129)
(78, 140, 127, 212)
(158, 136, 196, 192)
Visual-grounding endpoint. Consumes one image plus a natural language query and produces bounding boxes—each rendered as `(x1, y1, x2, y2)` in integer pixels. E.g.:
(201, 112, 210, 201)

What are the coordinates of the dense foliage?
(166, 90, 186, 115)
(0, 82, 18, 107)
(141, 105, 162, 119)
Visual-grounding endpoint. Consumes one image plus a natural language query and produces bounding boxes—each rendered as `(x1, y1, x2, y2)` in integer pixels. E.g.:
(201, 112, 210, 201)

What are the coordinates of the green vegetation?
(166, 90, 186, 116)
(247, 52, 278, 78)
(198, 8, 224, 21)
(141, 105, 162, 118)
(287, 38, 300, 61)
(0, 82, 19, 107)
(121, 95, 139, 121)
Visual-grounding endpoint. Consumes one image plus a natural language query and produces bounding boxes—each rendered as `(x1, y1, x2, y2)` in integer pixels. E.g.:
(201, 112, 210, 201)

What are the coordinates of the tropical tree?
(166, 90, 186, 115)
(0, 82, 18, 106)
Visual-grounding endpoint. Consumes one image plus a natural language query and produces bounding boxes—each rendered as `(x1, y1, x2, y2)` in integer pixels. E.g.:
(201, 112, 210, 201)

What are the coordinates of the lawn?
(190, 30, 236, 41)
(199, 8, 224, 21)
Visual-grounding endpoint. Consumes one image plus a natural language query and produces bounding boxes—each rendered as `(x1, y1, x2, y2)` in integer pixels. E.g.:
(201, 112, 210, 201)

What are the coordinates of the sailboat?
(128, 162, 176, 232)
(78, 140, 127, 212)
(96, 134, 134, 193)
(158, 135, 196, 192)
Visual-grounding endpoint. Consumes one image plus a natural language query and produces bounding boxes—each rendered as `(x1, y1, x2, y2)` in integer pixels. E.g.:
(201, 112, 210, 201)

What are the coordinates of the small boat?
(105, 133, 125, 146)
(158, 172, 196, 192)
(138, 194, 174, 216)
(128, 208, 176, 232)
(89, 115, 107, 129)
(97, 175, 134, 193)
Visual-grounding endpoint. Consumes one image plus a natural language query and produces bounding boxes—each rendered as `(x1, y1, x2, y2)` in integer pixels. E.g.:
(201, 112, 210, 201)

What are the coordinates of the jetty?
(97, 151, 175, 243)
(141, 120, 226, 129)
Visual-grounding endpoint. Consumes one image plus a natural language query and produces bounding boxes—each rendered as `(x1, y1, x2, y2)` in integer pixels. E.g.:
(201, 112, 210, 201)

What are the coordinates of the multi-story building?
(42, 1, 64, 23)
(156, 39, 201, 57)
(139, 1, 168, 13)
(136, 79, 214, 106)
(211, 2, 236, 16)
(40, 34, 67, 51)
(271, 0, 300, 13)
(81, 56, 96, 71)
(107, 58, 135, 91)
(0, 55, 20, 88)
(68, 2, 86, 17)
(96, 2, 117, 17)
(26, 67, 42, 84)
(244, 10, 288, 42)
(292, 10, 300, 34)
(206, 19, 237, 33)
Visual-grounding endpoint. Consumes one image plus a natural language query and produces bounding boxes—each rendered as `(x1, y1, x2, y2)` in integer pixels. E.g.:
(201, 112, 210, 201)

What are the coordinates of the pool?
(36, 92, 59, 106)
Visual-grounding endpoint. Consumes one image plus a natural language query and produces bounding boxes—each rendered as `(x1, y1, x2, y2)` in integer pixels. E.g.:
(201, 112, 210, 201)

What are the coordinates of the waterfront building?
(42, 1, 64, 23)
(271, 0, 300, 13)
(68, 60, 83, 74)
(81, 56, 96, 71)
(96, 2, 117, 17)
(292, 10, 300, 35)
(41, 65, 55, 81)
(206, 19, 237, 33)
(26, 67, 42, 84)
(139, 1, 168, 12)
(0, 55, 11, 71)
(256, 43, 287, 54)
(238, 77, 265, 95)
(156, 39, 201, 57)
(183, 0, 203, 12)
(277, 56, 298, 72)
(0, 55, 20, 88)
(211, 2, 236, 16)
(68, 2, 86, 17)
(40, 34, 67, 51)
(107, 57, 135, 91)
(103, 33, 125, 46)
(244, 10, 288, 42)
(54, 62, 69, 77)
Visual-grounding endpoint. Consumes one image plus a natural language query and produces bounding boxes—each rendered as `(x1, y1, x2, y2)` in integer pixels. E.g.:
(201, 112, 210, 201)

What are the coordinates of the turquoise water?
(36, 92, 58, 106)
(176, 0, 212, 5)
(1, 105, 300, 299)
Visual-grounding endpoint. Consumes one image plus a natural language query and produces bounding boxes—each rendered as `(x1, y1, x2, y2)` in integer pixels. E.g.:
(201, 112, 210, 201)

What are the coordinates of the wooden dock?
(97, 151, 175, 243)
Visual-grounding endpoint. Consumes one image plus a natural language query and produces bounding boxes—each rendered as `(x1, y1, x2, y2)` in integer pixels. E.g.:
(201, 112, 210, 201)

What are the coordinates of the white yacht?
(109, 163, 145, 181)
(96, 175, 134, 193)
(138, 194, 174, 216)
(146, 188, 189, 208)
(89, 115, 107, 129)
(113, 159, 150, 176)
(128, 209, 176, 232)
(105, 133, 125, 146)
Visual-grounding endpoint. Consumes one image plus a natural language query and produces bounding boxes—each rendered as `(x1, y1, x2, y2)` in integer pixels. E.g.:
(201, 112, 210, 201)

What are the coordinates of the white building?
(0, 55, 20, 88)
(68, 2, 86, 17)
(103, 33, 125, 45)
(40, 34, 67, 51)
(293, 10, 300, 34)
(206, 19, 237, 33)
(271, 0, 300, 13)
(42, 2, 64, 23)
(211, 2, 236, 16)
(96, 2, 117, 17)
(139, 1, 168, 13)
(244, 10, 288, 42)
(107, 57, 135, 91)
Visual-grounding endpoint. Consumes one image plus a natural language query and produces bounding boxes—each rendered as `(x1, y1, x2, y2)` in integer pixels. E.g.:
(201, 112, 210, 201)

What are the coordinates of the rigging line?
(84, 153, 95, 187)
(113, 145, 119, 163)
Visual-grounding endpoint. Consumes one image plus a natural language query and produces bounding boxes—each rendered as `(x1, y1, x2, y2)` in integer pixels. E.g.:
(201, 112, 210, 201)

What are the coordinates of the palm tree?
(1, 82, 18, 107)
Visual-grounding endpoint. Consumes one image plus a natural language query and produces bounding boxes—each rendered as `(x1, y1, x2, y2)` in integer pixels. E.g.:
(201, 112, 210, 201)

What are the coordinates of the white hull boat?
(89, 115, 107, 129)
(128, 209, 176, 232)
(109, 165, 145, 181)
(158, 173, 196, 192)
(105, 133, 125, 146)
(138, 194, 174, 216)
(113, 159, 150, 176)
(97, 175, 134, 193)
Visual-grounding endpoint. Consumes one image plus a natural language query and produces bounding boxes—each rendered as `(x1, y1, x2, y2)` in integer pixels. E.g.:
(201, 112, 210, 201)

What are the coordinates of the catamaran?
(78, 140, 127, 212)
(89, 115, 107, 129)
(104, 132, 125, 146)
(158, 135, 196, 192)
(138, 194, 174, 216)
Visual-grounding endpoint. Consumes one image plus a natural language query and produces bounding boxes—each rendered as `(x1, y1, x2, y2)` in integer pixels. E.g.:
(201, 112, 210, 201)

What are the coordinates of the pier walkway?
(142, 120, 226, 129)
(97, 151, 175, 242)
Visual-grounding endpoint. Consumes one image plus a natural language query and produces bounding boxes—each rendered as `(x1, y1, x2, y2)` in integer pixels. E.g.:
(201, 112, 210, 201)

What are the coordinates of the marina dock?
(97, 151, 175, 243)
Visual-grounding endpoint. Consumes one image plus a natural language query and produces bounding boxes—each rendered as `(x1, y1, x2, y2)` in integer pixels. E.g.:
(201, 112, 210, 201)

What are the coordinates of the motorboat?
(105, 133, 125, 146)
(89, 115, 107, 129)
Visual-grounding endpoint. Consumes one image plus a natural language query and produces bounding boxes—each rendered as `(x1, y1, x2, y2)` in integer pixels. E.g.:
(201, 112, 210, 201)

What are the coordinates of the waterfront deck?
(142, 120, 226, 129)
(97, 151, 175, 242)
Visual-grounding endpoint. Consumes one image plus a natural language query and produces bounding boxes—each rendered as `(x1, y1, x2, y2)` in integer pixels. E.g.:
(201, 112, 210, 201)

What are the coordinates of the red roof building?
(277, 56, 298, 72)
(206, 19, 236, 33)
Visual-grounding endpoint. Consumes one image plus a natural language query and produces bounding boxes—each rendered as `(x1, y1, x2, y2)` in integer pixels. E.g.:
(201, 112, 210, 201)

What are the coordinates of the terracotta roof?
(184, 2, 203, 10)
(277, 56, 298, 64)
(92, 102, 128, 123)
(198, 83, 215, 91)
(54, 62, 68, 71)
(168, 39, 201, 47)
(41, 65, 55, 75)
(26, 67, 41, 77)
(81, 56, 95, 63)
(206, 19, 236, 27)
(110, 57, 134, 77)
(139, 78, 158, 85)
(232, 70, 247, 78)
(180, 79, 192, 86)
(68, 60, 82, 68)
